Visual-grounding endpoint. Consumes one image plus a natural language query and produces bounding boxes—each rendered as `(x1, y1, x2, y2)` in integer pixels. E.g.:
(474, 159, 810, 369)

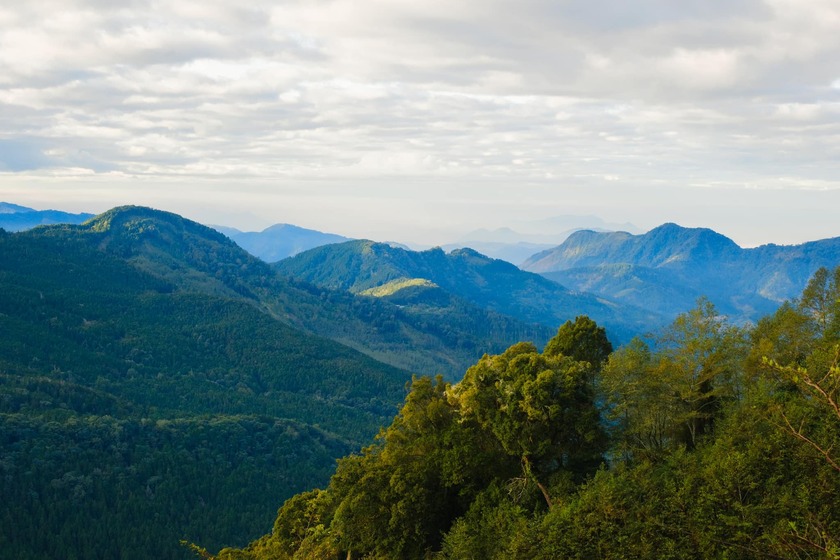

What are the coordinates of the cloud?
(1, 0, 840, 246)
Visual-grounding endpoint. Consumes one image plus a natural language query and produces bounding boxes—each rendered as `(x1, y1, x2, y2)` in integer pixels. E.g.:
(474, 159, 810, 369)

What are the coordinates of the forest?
(208, 267, 840, 559)
(2, 209, 839, 559)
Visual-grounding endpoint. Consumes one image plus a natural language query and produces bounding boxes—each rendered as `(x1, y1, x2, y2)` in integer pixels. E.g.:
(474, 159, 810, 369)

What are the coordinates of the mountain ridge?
(523, 223, 840, 322)
(0, 201, 94, 231)
(219, 222, 351, 263)
(275, 239, 661, 343)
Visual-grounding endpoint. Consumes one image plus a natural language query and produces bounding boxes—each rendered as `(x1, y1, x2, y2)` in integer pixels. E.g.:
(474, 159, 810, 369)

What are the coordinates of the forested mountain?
(0, 205, 563, 558)
(523, 223, 840, 322)
(275, 240, 660, 343)
(0, 217, 415, 558)
(0, 201, 93, 231)
(77, 206, 550, 378)
(210, 270, 840, 560)
(217, 223, 350, 263)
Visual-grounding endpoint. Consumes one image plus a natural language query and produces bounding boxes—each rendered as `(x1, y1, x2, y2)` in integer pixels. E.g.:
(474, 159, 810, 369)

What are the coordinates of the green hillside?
(70, 206, 550, 378)
(0, 218, 412, 558)
(275, 240, 660, 343)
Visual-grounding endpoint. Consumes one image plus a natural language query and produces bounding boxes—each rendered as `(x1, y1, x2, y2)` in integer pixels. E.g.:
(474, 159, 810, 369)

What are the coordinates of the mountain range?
(0, 201, 93, 231)
(214, 223, 351, 263)
(4, 201, 839, 330)
(2, 203, 839, 559)
(441, 217, 642, 265)
(274, 239, 658, 343)
(522, 223, 840, 322)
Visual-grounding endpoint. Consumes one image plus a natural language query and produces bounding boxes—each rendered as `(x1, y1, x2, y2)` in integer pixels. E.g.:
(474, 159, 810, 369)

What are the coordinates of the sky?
(1, 0, 839, 247)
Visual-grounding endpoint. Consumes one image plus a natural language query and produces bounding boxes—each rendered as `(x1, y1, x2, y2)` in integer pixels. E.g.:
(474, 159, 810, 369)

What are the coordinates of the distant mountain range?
(0, 202, 93, 231)
(440, 217, 642, 265)
(274, 239, 659, 343)
(4, 200, 839, 328)
(522, 223, 840, 322)
(1, 202, 640, 266)
(215, 223, 351, 263)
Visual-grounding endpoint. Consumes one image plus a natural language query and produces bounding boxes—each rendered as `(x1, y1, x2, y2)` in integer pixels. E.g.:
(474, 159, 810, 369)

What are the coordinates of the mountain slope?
(523, 224, 840, 322)
(58, 206, 539, 378)
(275, 240, 661, 343)
(0, 221, 413, 558)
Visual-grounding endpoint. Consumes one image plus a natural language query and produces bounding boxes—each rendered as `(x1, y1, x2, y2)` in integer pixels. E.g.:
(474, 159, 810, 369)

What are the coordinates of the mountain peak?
(523, 223, 742, 273)
(644, 223, 740, 257)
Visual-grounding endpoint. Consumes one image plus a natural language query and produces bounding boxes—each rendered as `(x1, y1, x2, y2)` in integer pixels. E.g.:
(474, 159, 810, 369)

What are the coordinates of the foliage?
(601, 299, 748, 458)
(0, 213, 415, 559)
(219, 270, 840, 560)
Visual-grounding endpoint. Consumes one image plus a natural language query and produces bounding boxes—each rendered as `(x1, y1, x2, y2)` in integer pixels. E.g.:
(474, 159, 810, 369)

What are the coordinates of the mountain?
(522, 223, 840, 322)
(0, 211, 414, 558)
(218, 223, 350, 263)
(441, 218, 641, 266)
(275, 240, 661, 343)
(76, 206, 544, 379)
(0, 201, 94, 231)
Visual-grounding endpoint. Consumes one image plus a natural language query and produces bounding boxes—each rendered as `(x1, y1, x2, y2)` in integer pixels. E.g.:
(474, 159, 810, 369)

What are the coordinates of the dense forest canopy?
(210, 267, 840, 560)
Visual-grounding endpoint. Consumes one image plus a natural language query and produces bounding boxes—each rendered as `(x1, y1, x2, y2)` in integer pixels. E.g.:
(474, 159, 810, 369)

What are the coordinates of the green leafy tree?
(799, 266, 840, 340)
(454, 340, 605, 508)
(543, 315, 613, 367)
(602, 299, 747, 457)
(329, 375, 491, 559)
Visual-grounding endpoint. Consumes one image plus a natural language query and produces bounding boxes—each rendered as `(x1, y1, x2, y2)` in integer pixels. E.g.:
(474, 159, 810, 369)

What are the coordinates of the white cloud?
(1, 0, 840, 246)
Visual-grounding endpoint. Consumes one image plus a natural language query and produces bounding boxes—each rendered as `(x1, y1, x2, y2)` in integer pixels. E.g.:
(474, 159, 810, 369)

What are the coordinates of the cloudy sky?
(1, 0, 839, 247)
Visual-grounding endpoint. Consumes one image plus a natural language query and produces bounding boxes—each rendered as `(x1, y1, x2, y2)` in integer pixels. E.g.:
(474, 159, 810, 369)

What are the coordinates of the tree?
(754, 266, 840, 474)
(600, 337, 676, 460)
(658, 298, 747, 448)
(330, 375, 487, 559)
(544, 315, 612, 368)
(454, 341, 605, 508)
(799, 266, 840, 340)
(601, 299, 747, 457)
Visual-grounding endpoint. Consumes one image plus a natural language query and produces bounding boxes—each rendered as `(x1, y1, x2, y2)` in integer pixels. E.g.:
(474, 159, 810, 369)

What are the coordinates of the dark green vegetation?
(0, 201, 93, 231)
(0, 213, 415, 558)
(0, 205, 564, 559)
(275, 239, 659, 343)
(213, 269, 840, 560)
(523, 223, 840, 324)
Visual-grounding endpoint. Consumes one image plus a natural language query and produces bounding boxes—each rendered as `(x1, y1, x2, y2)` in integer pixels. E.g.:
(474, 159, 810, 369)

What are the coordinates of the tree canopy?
(209, 270, 840, 559)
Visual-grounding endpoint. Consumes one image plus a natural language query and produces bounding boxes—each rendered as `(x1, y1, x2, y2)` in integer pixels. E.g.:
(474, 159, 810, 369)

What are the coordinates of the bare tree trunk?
(522, 456, 552, 508)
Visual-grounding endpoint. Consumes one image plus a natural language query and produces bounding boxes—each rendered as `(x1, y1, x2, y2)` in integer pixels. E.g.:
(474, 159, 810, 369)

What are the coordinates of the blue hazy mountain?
(441, 219, 641, 265)
(218, 223, 350, 263)
(522, 223, 840, 322)
(0, 201, 93, 231)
